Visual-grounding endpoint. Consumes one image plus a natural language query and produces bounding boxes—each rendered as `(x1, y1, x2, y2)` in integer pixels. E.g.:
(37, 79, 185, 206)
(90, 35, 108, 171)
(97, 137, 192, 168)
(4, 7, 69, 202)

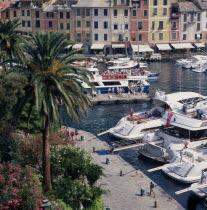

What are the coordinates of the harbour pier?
(75, 129, 184, 210)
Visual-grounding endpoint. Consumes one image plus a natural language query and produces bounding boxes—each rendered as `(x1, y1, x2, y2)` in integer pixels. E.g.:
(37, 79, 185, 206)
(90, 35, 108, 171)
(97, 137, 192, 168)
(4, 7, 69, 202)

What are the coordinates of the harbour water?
(62, 59, 207, 209)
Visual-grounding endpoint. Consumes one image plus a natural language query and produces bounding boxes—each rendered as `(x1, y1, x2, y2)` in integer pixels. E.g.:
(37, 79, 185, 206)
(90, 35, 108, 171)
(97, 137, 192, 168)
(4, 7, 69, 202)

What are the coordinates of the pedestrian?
(140, 86, 144, 95)
(128, 90, 131, 98)
(70, 130, 75, 140)
(75, 129, 79, 141)
(201, 169, 206, 184)
(149, 182, 155, 198)
(112, 87, 115, 95)
(66, 127, 70, 139)
(108, 87, 111, 95)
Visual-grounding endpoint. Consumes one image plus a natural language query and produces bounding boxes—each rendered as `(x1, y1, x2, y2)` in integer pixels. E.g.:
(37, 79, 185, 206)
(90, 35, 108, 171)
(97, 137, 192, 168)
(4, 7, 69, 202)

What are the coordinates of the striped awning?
(90, 44, 104, 50)
(194, 43, 205, 48)
(72, 44, 83, 49)
(112, 44, 125, 48)
(131, 45, 154, 52)
(156, 44, 172, 50)
(171, 43, 194, 49)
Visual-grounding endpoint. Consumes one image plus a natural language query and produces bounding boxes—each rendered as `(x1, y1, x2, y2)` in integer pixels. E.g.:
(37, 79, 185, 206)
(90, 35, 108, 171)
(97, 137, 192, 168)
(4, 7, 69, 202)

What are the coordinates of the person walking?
(149, 182, 155, 198)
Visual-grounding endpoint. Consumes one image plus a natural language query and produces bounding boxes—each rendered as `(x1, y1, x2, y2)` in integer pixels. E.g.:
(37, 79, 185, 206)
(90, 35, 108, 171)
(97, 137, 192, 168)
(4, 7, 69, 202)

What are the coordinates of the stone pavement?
(75, 129, 185, 210)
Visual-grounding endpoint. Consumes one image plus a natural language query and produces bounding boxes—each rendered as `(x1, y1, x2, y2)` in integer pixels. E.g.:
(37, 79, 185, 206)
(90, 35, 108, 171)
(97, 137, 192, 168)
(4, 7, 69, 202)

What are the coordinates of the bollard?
(106, 157, 110, 165)
(80, 136, 84, 141)
(154, 201, 157, 208)
(120, 170, 123, 176)
(93, 147, 96, 153)
(140, 188, 146, 196)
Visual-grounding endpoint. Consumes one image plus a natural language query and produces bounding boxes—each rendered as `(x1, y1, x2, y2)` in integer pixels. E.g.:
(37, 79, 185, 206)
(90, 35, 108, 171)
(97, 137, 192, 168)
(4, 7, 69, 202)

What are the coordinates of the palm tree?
(10, 32, 93, 192)
(0, 19, 27, 65)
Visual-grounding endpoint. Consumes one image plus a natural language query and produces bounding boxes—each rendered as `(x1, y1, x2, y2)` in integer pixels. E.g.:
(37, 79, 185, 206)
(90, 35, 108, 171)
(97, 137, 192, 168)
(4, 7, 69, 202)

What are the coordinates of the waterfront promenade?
(76, 129, 184, 210)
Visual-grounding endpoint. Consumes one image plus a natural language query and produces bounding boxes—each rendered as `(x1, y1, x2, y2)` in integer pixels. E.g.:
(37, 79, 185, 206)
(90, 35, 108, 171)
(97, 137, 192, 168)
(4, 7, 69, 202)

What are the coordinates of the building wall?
(0, 0, 11, 20)
(31, 9, 45, 32)
(149, 0, 171, 45)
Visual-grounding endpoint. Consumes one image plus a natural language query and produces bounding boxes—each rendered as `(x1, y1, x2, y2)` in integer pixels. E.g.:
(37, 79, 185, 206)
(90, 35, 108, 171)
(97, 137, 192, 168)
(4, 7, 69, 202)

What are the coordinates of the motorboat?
(162, 142, 207, 183)
(193, 66, 206, 73)
(191, 179, 207, 198)
(108, 91, 205, 141)
(83, 63, 150, 94)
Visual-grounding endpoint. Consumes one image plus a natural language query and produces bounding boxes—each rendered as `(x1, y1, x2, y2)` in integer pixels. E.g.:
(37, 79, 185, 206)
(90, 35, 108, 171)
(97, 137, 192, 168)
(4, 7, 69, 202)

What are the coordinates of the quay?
(89, 93, 150, 105)
(76, 129, 184, 210)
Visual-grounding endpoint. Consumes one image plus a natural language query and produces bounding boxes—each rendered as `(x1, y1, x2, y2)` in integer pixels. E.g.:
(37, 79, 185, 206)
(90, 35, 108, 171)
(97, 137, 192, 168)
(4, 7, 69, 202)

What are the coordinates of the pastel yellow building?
(149, 0, 171, 45)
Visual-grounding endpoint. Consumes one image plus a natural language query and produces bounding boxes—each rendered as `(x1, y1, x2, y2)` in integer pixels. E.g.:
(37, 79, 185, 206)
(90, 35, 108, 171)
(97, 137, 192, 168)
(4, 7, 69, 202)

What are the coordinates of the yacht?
(109, 91, 204, 140)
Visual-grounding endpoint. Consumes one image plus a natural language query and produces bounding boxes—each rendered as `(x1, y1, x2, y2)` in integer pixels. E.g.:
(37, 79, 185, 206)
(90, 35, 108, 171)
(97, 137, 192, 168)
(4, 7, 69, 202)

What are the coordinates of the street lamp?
(132, 0, 140, 66)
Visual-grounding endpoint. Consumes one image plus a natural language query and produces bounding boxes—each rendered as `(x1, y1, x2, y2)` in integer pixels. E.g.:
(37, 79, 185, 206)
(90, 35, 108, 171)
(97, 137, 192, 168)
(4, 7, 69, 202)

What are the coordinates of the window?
(22, 21, 25, 27)
(114, 24, 118, 30)
(119, 34, 124, 41)
(60, 12, 63, 19)
(86, 33, 90, 42)
(114, 9, 118, 16)
(67, 23, 70, 30)
(66, 12, 70, 19)
(104, 34, 107, 41)
(153, 8, 157, 15)
(35, 11, 39, 18)
(190, 13, 194, 22)
(183, 34, 187, 40)
(77, 33, 81, 42)
(183, 23, 187, 31)
(197, 23, 200, 30)
(126, 37, 128, 41)
(138, 34, 142, 41)
(6, 12, 9, 19)
(125, 23, 128, 29)
(94, 34, 98, 41)
(153, 0, 157, 6)
(49, 21, 52, 28)
(163, 0, 167, 5)
(197, 13, 201, 21)
(124, 9, 128, 16)
(138, 22, 142, 29)
(144, 0, 148, 5)
(104, 9, 108, 16)
(77, 21, 81, 27)
(121, 0, 125, 4)
(159, 21, 163, 29)
(27, 21, 30, 27)
(77, 9, 81, 16)
(13, 11, 17, 17)
(163, 8, 167, 15)
(159, 33, 163, 40)
(86, 21, 90, 27)
(206, 22, 207, 28)
(183, 14, 187, 22)
(172, 21, 177, 29)
(114, 0, 117, 5)
(86, 9, 90, 16)
(172, 32, 176, 39)
(60, 23, 64, 30)
(133, 10, 136, 17)
(152, 33, 154, 40)
(22, 10, 25, 16)
(46, 12, 54, 18)
(94, 21, 98, 29)
(104, 21, 108, 29)
(152, 21, 155, 29)
(94, 9, 98, 16)
(144, 10, 148, 16)
(27, 10, 30, 16)
(36, 20, 40, 28)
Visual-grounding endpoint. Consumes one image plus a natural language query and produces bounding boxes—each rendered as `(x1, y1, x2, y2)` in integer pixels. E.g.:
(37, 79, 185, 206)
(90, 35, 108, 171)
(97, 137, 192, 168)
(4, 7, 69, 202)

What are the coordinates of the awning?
(90, 44, 104, 50)
(194, 43, 205, 48)
(72, 44, 83, 49)
(131, 45, 154, 52)
(156, 44, 172, 50)
(112, 44, 125, 48)
(66, 45, 72, 49)
(171, 43, 194, 49)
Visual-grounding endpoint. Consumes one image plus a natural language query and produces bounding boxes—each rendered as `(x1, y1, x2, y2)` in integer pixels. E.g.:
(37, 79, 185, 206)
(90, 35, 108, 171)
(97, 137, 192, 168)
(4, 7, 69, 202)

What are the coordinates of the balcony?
(170, 13, 180, 19)
(171, 27, 177, 30)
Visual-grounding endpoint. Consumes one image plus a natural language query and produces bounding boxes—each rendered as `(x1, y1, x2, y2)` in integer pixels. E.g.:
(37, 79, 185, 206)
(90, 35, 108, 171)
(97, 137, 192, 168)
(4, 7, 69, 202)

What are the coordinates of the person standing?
(112, 87, 115, 95)
(149, 182, 155, 198)
(201, 169, 206, 184)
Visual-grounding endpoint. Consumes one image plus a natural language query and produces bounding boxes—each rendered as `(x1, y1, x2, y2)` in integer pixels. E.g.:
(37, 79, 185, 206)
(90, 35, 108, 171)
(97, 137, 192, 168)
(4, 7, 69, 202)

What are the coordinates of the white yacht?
(109, 91, 205, 141)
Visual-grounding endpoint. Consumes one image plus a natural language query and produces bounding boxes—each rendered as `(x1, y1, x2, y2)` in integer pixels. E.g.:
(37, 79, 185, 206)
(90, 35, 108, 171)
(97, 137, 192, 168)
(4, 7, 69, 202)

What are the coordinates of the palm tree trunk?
(42, 115, 51, 192)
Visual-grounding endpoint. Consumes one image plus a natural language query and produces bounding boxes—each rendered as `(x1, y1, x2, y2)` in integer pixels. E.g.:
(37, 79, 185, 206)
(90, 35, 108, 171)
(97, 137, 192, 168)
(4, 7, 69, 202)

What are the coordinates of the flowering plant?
(0, 163, 43, 209)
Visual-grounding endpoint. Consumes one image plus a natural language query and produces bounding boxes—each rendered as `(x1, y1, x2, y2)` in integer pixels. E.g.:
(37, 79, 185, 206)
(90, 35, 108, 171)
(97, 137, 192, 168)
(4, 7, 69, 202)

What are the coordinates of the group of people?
(60, 126, 79, 141)
(128, 82, 144, 95)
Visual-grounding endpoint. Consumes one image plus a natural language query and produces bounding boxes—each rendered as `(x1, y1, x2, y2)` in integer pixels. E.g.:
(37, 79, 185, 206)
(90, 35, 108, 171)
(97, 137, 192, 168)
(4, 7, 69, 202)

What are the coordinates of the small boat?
(193, 66, 206, 73)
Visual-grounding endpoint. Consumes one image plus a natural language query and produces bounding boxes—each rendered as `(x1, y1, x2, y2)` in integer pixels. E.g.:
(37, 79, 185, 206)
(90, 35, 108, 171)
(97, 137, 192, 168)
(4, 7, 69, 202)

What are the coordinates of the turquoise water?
(62, 60, 207, 209)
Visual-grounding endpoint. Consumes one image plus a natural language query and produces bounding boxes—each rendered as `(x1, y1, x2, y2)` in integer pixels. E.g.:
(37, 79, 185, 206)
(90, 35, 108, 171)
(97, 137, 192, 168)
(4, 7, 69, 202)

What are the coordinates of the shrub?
(0, 163, 43, 209)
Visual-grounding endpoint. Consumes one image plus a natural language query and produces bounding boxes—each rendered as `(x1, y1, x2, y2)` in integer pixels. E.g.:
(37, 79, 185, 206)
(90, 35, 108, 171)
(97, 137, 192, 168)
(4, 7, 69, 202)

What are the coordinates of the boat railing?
(102, 74, 128, 80)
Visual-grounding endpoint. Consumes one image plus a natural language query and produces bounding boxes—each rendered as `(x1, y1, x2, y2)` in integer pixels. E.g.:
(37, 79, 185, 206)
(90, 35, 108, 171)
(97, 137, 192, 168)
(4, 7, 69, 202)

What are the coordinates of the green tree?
(0, 19, 27, 68)
(9, 32, 93, 192)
